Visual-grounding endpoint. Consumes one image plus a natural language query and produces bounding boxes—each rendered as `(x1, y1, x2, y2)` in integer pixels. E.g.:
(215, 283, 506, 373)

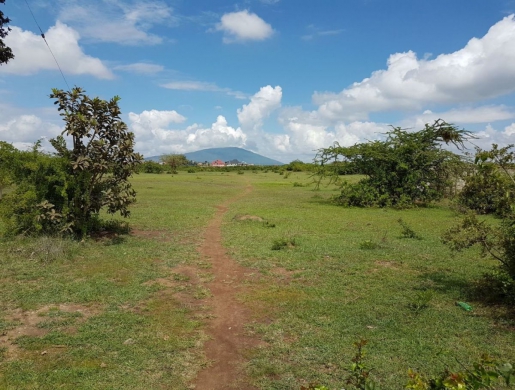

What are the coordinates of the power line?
(23, 0, 71, 90)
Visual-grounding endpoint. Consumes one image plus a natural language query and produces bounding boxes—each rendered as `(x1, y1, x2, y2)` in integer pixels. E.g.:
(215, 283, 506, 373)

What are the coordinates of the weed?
(408, 290, 434, 312)
(271, 238, 297, 250)
(172, 273, 190, 282)
(293, 182, 305, 187)
(238, 170, 244, 175)
(359, 240, 380, 250)
(263, 221, 276, 228)
(398, 218, 422, 239)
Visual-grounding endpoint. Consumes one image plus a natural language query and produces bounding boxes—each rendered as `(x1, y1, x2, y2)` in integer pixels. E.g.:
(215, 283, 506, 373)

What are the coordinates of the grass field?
(1, 171, 514, 389)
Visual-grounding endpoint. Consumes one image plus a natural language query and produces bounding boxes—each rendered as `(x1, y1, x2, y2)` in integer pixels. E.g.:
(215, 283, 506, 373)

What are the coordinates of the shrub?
(315, 120, 471, 207)
(398, 218, 422, 239)
(458, 145, 515, 217)
(0, 88, 142, 237)
(271, 238, 296, 250)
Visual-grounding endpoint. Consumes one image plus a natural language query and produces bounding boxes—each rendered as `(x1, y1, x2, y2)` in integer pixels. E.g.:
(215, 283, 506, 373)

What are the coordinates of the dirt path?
(194, 184, 259, 390)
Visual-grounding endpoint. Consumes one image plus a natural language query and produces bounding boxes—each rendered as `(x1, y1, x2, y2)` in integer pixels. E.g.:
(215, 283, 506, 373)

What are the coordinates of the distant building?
(211, 159, 225, 167)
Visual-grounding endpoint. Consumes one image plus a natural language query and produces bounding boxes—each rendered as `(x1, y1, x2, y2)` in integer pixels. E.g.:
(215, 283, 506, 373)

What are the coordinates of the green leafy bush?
(0, 88, 142, 237)
(315, 120, 470, 208)
(458, 145, 515, 217)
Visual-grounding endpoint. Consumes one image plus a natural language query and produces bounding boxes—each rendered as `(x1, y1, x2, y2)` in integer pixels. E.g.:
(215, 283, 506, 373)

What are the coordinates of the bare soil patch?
(0, 304, 100, 359)
(130, 228, 171, 242)
(232, 214, 264, 222)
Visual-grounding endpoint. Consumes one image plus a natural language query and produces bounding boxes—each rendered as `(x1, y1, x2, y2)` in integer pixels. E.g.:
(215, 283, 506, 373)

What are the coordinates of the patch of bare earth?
(130, 228, 171, 242)
(194, 184, 260, 390)
(0, 304, 100, 359)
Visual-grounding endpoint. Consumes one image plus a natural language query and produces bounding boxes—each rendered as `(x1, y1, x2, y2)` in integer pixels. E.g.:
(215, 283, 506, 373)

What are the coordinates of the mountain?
(145, 147, 285, 166)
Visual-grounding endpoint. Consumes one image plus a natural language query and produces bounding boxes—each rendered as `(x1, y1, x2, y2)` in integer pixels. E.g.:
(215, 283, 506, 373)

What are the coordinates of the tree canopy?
(0, 0, 14, 65)
(314, 120, 471, 207)
(0, 88, 142, 236)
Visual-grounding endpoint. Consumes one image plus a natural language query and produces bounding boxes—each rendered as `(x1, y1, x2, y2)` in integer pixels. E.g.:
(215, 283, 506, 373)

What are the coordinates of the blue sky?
(1, 0, 515, 162)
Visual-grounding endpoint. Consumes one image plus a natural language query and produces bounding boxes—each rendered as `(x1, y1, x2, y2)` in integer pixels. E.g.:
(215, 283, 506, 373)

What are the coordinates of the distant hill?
(145, 147, 285, 166)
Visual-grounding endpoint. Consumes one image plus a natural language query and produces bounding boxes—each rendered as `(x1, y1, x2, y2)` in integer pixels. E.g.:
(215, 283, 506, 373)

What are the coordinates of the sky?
(1, 0, 515, 163)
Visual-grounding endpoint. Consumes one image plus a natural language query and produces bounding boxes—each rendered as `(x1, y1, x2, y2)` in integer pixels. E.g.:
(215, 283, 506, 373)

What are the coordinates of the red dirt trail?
(194, 184, 259, 390)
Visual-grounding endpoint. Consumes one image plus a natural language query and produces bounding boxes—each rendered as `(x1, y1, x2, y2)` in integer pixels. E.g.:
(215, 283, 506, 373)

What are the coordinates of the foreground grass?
(1, 171, 514, 389)
(222, 171, 515, 389)
(0, 172, 245, 389)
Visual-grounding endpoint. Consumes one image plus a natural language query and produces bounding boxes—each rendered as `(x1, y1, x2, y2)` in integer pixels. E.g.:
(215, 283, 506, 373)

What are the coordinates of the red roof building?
(211, 159, 225, 167)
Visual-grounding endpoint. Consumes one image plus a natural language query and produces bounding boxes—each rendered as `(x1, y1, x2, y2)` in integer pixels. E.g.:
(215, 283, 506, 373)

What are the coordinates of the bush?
(0, 88, 142, 237)
(315, 120, 470, 207)
(139, 161, 165, 174)
(458, 145, 515, 217)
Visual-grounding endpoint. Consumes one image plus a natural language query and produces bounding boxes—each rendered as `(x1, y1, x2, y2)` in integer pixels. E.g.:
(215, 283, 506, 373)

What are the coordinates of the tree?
(314, 120, 471, 207)
(0, 88, 142, 236)
(160, 154, 188, 173)
(49, 87, 143, 235)
(0, 0, 14, 65)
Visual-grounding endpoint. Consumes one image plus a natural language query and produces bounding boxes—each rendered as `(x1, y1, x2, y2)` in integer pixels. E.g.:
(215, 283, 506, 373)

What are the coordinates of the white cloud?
(406, 105, 515, 129)
(57, 0, 175, 45)
(128, 109, 186, 133)
(237, 85, 282, 131)
(114, 63, 164, 74)
(128, 110, 247, 157)
(0, 113, 62, 151)
(313, 14, 515, 122)
(302, 27, 344, 41)
(216, 10, 274, 43)
(0, 22, 113, 79)
(161, 81, 247, 99)
(472, 123, 515, 149)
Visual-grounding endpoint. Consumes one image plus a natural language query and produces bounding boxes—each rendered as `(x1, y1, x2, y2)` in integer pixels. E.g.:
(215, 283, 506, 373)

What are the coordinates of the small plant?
(406, 354, 514, 389)
(263, 221, 276, 228)
(359, 240, 380, 250)
(237, 170, 244, 175)
(284, 171, 292, 179)
(187, 168, 196, 173)
(272, 237, 297, 250)
(345, 339, 379, 390)
(398, 218, 422, 239)
(408, 290, 434, 312)
(293, 182, 305, 187)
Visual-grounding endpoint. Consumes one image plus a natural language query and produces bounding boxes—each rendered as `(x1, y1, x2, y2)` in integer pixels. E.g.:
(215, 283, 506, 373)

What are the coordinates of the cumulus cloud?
(161, 81, 247, 99)
(114, 63, 164, 74)
(128, 109, 186, 132)
(406, 105, 515, 129)
(128, 110, 247, 157)
(237, 85, 282, 131)
(216, 10, 274, 43)
(0, 113, 62, 151)
(313, 14, 515, 122)
(57, 0, 175, 45)
(0, 22, 113, 79)
(472, 123, 515, 149)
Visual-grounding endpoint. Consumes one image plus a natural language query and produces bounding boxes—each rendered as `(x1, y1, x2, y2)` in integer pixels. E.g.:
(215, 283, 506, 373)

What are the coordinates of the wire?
(23, 0, 71, 90)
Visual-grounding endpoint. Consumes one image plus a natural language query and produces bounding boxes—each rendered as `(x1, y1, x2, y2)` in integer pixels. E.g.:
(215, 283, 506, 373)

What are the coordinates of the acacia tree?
(0, 0, 14, 65)
(314, 119, 471, 207)
(160, 154, 188, 172)
(48, 87, 143, 235)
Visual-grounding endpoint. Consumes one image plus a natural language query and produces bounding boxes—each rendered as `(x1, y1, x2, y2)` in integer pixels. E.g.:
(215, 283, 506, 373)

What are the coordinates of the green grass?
(221, 172, 515, 389)
(0, 172, 245, 389)
(1, 171, 514, 389)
